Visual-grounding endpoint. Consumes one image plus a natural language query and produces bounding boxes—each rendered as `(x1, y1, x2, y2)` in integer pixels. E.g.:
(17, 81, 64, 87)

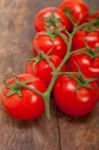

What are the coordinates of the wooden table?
(0, 0, 99, 150)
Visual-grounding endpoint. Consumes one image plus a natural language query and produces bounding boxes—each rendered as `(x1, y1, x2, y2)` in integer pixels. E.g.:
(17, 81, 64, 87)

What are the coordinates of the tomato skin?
(26, 55, 67, 87)
(59, 0, 89, 25)
(1, 74, 46, 120)
(72, 30, 99, 50)
(54, 75, 99, 117)
(34, 7, 72, 32)
(33, 32, 67, 59)
(69, 53, 99, 84)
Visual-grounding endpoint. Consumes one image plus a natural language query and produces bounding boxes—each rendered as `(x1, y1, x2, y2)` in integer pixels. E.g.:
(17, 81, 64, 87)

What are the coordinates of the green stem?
(64, 30, 70, 37)
(70, 48, 86, 55)
(59, 33, 69, 45)
(45, 23, 84, 94)
(43, 94, 51, 120)
(43, 75, 57, 119)
(46, 73, 58, 94)
(27, 23, 86, 119)
(39, 51, 55, 70)
(46, 45, 54, 55)
(19, 83, 44, 97)
(76, 22, 87, 31)
(57, 29, 76, 71)
(19, 82, 51, 119)
(6, 22, 86, 120)
(4, 21, 90, 120)
(41, 24, 84, 119)
(54, 72, 77, 76)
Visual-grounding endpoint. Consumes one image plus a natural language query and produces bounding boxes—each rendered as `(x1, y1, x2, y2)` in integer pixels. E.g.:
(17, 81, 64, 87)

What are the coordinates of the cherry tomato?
(54, 75, 99, 116)
(59, 0, 89, 25)
(26, 55, 67, 87)
(72, 30, 99, 50)
(1, 74, 46, 120)
(34, 7, 72, 32)
(33, 32, 67, 59)
(69, 53, 99, 84)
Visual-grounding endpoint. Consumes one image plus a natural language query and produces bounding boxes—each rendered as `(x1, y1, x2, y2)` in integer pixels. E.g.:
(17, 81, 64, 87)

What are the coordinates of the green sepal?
(64, 7, 75, 25)
(6, 90, 16, 97)
(82, 16, 99, 32)
(44, 13, 61, 29)
(90, 9, 97, 15)
(84, 41, 99, 59)
(76, 82, 92, 90)
(74, 67, 95, 90)
(4, 77, 34, 97)
(45, 27, 56, 41)
(85, 77, 98, 83)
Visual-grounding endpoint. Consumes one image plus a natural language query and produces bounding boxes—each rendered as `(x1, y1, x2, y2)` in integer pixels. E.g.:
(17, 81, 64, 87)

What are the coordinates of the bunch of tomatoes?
(1, 0, 99, 120)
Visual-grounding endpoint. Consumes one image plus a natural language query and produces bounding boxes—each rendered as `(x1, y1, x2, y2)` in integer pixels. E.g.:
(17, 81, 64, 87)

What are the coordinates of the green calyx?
(64, 7, 75, 25)
(27, 51, 48, 70)
(87, 48, 99, 59)
(45, 13, 61, 29)
(45, 13, 68, 42)
(57, 67, 97, 90)
(75, 68, 97, 90)
(4, 76, 51, 119)
(46, 27, 69, 47)
(27, 50, 56, 71)
(85, 42, 99, 59)
(46, 27, 65, 41)
(82, 17, 99, 32)
(90, 9, 97, 15)
(54, 71, 97, 90)
(71, 42, 99, 59)
(4, 77, 33, 97)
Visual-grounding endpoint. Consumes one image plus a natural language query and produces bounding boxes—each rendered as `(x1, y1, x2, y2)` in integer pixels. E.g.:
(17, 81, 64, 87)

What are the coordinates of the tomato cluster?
(1, 0, 99, 120)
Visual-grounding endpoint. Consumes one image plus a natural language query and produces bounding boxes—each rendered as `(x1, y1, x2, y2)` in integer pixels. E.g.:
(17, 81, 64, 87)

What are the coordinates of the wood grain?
(0, 0, 99, 150)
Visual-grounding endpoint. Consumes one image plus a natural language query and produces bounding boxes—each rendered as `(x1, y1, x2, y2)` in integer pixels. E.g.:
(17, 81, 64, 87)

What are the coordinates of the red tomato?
(59, 0, 89, 25)
(1, 74, 46, 120)
(69, 53, 99, 84)
(72, 30, 99, 50)
(26, 55, 67, 87)
(54, 75, 99, 116)
(33, 32, 67, 59)
(34, 7, 72, 32)
(90, 10, 99, 19)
